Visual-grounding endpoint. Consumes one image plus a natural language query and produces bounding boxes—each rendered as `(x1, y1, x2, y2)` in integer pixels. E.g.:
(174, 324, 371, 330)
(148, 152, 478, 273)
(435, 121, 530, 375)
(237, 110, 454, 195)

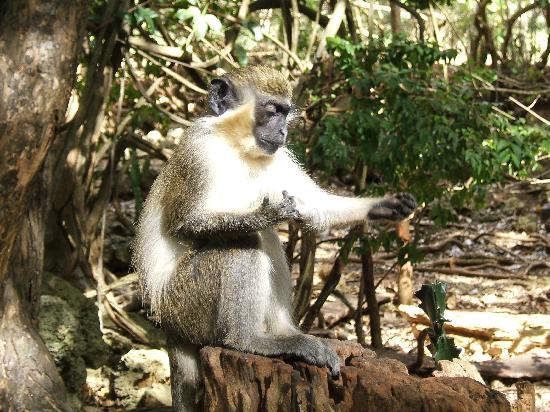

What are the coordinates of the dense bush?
(302, 37, 548, 223)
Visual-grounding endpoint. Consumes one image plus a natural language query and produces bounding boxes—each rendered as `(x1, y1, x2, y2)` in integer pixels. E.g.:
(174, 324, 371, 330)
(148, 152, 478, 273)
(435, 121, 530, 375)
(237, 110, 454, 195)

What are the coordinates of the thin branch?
(316, 0, 347, 59)
(509, 96, 550, 126)
(182, 25, 239, 69)
(501, 2, 539, 62)
(128, 35, 183, 58)
(133, 48, 208, 95)
(220, 13, 306, 71)
(262, 31, 307, 72)
(125, 51, 192, 126)
(250, 0, 331, 28)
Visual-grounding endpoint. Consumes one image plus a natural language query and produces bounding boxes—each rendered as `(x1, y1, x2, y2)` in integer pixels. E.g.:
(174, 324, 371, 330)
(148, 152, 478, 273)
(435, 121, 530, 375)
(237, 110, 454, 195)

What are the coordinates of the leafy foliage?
(308, 37, 546, 223)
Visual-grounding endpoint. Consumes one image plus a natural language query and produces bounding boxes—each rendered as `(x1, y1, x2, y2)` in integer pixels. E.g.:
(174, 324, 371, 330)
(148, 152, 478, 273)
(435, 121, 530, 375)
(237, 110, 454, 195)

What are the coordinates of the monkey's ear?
(209, 77, 238, 116)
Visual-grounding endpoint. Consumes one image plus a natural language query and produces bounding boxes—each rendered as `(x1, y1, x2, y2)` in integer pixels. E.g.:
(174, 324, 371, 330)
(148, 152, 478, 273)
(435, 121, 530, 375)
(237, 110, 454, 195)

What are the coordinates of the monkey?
(132, 65, 417, 411)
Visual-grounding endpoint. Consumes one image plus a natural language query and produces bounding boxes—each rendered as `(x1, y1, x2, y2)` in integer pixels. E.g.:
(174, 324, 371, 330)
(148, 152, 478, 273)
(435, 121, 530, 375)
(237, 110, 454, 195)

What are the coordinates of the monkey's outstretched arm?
(168, 192, 298, 240)
(280, 152, 416, 231)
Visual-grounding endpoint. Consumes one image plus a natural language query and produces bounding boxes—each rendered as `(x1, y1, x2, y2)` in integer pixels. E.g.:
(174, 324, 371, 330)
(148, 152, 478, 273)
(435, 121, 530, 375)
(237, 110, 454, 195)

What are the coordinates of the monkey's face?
(253, 95, 290, 155)
(208, 68, 293, 158)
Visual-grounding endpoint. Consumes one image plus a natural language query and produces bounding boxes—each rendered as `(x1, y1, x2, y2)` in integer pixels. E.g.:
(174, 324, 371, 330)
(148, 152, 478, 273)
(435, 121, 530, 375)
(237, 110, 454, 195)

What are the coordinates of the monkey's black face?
(253, 96, 290, 155)
(208, 76, 291, 156)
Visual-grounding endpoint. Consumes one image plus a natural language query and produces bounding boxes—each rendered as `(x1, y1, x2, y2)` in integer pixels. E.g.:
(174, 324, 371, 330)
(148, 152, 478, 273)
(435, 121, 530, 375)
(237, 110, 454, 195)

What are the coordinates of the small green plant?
(414, 281, 461, 366)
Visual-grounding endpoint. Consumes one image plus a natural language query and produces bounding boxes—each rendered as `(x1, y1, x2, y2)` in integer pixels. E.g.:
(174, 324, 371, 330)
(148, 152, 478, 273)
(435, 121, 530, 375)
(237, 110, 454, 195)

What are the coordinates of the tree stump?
(200, 340, 511, 412)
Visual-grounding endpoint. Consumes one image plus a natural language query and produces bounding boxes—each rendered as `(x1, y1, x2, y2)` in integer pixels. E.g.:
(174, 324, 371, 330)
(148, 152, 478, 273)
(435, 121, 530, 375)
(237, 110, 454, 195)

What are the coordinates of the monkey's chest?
(203, 154, 282, 213)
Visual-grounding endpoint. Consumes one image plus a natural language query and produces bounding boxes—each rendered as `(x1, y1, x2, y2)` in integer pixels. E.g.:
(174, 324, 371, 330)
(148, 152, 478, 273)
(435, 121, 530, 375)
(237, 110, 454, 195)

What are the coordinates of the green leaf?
(204, 14, 222, 33)
(135, 7, 159, 33)
(244, 20, 263, 41)
(235, 43, 248, 66)
(193, 14, 208, 40)
(433, 336, 462, 361)
(415, 281, 448, 324)
(174, 6, 200, 21)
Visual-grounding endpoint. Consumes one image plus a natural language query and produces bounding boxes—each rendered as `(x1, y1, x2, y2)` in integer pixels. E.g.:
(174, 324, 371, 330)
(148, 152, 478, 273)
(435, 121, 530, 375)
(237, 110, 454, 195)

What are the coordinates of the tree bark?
(390, 1, 402, 34)
(397, 220, 414, 305)
(200, 340, 511, 411)
(472, 0, 499, 68)
(0, 0, 87, 409)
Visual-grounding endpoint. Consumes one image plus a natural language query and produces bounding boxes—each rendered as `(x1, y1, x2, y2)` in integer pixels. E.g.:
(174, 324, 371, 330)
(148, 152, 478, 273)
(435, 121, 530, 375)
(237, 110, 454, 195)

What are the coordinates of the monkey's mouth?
(258, 138, 282, 154)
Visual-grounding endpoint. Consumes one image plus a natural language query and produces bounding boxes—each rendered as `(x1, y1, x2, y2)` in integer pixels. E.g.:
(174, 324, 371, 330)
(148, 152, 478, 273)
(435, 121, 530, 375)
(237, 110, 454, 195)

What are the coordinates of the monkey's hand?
(368, 192, 417, 221)
(260, 191, 300, 223)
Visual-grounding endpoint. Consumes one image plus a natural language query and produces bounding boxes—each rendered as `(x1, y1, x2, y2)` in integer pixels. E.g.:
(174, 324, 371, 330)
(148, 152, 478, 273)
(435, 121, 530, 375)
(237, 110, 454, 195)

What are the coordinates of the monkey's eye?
(265, 102, 289, 117)
(265, 103, 278, 116)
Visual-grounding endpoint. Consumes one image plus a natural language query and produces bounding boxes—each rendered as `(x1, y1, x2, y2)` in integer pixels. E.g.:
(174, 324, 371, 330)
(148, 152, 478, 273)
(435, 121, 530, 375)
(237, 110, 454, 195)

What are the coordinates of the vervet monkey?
(133, 66, 417, 411)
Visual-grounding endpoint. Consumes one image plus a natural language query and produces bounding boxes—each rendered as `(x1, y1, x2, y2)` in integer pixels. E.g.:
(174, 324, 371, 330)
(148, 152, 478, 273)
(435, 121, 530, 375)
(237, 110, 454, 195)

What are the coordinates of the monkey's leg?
(167, 334, 202, 412)
(217, 245, 341, 377)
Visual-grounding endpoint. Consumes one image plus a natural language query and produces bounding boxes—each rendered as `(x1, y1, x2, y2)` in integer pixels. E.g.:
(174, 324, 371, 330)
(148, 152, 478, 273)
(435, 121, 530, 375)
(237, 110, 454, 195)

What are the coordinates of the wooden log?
(398, 304, 550, 347)
(200, 340, 510, 412)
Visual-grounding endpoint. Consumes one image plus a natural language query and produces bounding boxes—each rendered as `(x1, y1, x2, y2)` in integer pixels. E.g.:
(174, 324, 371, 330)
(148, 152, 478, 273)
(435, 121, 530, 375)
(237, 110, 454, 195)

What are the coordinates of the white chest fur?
(201, 137, 286, 213)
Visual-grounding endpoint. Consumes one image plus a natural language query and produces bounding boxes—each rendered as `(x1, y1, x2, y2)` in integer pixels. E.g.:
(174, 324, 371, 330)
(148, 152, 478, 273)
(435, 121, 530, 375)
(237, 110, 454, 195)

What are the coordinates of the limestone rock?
(38, 272, 109, 404)
(433, 358, 485, 384)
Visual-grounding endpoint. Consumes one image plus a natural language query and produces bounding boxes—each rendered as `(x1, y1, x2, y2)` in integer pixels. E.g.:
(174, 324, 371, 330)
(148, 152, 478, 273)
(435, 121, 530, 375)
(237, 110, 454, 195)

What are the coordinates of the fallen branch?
(415, 265, 517, 280)
(509, 96, 550, 126)
(522, 261, 550, 277)
(399, 304, 550, 347)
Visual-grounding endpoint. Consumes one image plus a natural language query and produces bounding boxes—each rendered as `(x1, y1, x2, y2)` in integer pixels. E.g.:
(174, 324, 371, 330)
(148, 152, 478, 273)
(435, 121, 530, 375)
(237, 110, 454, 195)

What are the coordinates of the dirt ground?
(307, 181, 550, 410)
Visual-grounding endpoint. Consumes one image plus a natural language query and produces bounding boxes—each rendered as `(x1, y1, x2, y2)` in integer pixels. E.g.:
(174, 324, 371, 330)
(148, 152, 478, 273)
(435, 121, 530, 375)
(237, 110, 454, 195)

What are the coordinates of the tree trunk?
(0, 0, 87, 409)
(397, 220, 414, 305)
(390, 2, 402, 34)
(200, 340, 511, 411)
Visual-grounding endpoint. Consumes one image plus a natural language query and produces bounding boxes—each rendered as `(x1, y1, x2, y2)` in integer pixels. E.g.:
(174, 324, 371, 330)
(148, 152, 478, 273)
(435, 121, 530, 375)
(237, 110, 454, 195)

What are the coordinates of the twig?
(410, 328, 430, 372)
(301, 228, 358, 332)
(374, 261, 399, 290)
(522, 261, 550, 277)
(509, 96, 550, 126)
(262, 31, 307, 72)
(104, 292, 150, 344)
(415, 265, 519, 280)
(124, 50, 192, 126)
(124, 133, 168, 161)
(133, 48, 208, 95)
(128, 35, 183, 58)
(182, 26, 239, 69)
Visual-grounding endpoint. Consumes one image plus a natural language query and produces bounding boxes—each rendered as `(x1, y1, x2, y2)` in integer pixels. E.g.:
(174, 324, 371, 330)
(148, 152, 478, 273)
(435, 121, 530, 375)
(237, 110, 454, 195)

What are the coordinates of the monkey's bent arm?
(170, 210, 277, 240)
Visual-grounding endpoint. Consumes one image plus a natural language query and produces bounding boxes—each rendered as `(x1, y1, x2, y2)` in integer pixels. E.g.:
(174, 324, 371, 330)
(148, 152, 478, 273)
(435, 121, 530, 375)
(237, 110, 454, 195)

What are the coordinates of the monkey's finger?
(381, 197, 402, 209)
(288, 195, 296, 208)
(396, 192, 417, 209)
(368, 206, 399, 220)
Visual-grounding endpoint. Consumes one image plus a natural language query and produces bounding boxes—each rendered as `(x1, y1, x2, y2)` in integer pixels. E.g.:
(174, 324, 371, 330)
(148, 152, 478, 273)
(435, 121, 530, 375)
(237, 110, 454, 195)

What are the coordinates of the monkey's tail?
(167, 336, 202, 412)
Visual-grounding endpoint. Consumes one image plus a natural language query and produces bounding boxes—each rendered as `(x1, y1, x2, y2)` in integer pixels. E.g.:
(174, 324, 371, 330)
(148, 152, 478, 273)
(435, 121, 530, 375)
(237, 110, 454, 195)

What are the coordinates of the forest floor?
(306, 179, 550, 410)
(79, 175, 550, 411)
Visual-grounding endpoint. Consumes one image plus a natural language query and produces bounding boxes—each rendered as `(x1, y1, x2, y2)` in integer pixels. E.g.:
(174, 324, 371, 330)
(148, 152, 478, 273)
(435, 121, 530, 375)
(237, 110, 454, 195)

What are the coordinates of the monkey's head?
(208, 66, 293, 158)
